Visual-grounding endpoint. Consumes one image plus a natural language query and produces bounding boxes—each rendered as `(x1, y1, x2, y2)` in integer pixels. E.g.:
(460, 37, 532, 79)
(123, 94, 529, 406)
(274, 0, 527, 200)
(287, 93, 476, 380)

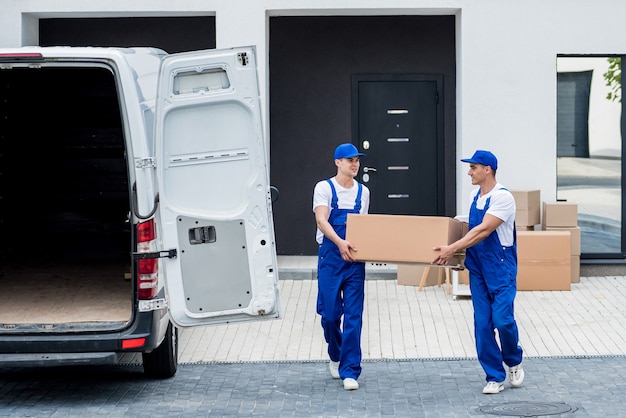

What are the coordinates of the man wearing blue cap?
(312, 143, 370, 391)
(432, 150, 524, 395)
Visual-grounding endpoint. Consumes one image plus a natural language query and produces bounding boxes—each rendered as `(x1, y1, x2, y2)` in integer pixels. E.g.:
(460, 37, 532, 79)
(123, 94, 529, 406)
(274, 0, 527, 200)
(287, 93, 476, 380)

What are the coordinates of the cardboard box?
(571, 255, 580, 283)
(517, 231, 571, 290)
(542, 202, 578, 228)
(510, 190, 540, 226)
(397, 264, 443, 287)
(346, 214, 463, 265)
(545, 226, 581, 255)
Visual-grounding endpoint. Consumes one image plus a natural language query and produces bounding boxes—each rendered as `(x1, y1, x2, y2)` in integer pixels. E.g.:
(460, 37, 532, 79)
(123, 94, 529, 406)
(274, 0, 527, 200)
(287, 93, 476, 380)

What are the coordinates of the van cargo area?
(0, 65, 132, 329)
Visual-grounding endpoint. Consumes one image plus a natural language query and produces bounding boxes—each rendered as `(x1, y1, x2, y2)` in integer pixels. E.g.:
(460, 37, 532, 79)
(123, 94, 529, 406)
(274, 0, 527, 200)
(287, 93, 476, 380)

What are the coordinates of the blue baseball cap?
(461, 150, 498, 170)
(334, 143, 366, 159)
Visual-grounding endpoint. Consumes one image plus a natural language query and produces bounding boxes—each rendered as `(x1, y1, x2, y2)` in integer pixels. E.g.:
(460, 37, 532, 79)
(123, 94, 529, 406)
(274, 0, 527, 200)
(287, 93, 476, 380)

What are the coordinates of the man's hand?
(338, 239, 357, 262)
(432, 244, 455, 265)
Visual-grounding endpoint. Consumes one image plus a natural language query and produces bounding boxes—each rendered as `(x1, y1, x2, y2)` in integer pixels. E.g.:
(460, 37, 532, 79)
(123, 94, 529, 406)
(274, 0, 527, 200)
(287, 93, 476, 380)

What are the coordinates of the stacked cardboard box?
(510, 190, 540, 231)
(397, 264, 442, 287)
(542, 202, 580, 283)
(517, 230, 571, 290)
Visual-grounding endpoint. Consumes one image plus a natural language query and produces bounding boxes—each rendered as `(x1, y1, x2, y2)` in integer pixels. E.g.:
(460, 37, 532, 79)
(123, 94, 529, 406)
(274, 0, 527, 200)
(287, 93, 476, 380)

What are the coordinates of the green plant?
(603, 57, 621, 103)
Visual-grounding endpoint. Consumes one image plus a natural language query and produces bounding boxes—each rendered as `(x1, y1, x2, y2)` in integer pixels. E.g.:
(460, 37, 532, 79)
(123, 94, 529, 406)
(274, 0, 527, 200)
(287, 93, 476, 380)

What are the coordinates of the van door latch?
(132, 249, 177, 260)
(139, 298, 167, 312)
(237, 52, 249, 66)
(189, 226, 216, 244)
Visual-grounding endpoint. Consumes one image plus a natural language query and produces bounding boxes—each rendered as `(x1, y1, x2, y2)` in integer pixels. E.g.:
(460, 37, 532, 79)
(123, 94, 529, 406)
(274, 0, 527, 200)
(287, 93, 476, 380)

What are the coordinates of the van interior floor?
(0, 262, 132, 324)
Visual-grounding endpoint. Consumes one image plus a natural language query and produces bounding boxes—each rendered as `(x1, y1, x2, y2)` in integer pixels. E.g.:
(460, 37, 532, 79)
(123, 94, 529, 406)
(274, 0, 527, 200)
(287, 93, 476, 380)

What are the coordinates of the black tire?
(142, 322, 178, 378)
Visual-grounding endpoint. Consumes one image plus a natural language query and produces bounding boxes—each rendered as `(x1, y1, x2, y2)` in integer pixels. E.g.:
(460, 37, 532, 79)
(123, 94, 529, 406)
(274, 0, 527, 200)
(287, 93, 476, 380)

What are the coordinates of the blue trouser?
(467, 247, 523, 382)
(317, 242, 365, 380)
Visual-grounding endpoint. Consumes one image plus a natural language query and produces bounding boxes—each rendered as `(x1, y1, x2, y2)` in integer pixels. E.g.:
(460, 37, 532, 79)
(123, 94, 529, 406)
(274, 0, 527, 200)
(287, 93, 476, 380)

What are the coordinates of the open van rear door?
(154, 46, 281, 327)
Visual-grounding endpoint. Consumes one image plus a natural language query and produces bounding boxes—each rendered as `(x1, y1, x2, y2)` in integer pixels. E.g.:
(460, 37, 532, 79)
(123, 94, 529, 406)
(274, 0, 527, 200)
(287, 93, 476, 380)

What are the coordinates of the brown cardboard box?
(397, 264, 442, 287)
(461, 221, 469, 237)
(510, 190, 540, 226)
(545, 226, 581, 255)
(346, 214, 464, 265)
(542, 202, 578, 228)
(571, 255, 580, 283)
(517, 230, 571, 290)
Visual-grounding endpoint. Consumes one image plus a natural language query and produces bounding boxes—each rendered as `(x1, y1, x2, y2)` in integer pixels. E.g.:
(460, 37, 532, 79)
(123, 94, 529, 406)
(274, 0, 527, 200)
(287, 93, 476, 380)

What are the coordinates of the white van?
(0, 46, 281, 378)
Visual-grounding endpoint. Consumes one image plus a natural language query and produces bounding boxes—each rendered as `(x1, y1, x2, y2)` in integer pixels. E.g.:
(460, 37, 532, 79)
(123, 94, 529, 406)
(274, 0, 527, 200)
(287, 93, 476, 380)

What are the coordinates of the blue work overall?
(316, 179, 365, 380)
(464, 190, 523, 383)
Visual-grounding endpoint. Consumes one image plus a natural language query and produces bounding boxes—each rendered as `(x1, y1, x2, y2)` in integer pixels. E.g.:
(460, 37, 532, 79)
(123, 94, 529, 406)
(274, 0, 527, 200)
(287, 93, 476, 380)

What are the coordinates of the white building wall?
(2, 0, 625, 217)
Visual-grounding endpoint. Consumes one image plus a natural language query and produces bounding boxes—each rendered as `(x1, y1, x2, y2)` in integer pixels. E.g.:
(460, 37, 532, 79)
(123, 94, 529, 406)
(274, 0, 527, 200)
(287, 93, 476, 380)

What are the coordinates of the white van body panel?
(154, 47, 281, 327)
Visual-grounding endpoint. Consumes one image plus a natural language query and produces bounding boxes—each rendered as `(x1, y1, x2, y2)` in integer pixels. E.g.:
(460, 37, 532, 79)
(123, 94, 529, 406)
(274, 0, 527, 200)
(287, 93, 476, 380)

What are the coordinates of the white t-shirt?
(468, 183, 516, 246)
(312, 177, 370, 244)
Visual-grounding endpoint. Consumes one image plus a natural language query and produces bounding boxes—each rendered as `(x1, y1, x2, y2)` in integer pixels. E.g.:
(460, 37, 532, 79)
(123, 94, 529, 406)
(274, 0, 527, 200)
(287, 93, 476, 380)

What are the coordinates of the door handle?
(363, 167, 377, 173)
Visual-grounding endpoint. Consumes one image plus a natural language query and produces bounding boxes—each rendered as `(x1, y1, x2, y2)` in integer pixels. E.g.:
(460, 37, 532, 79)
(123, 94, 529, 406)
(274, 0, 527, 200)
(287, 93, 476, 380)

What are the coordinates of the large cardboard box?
(545, 226, 581, 255)
(542, 202, 578, 228)
(346, 214, 464, 265)
(517, 231, 571, 290)
(510, 190, 540, 226)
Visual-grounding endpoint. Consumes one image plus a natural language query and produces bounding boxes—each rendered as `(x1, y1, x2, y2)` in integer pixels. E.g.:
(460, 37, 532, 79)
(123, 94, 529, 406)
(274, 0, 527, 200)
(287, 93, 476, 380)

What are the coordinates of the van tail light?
(0, 53, 44, 62)
(136, 219, 158, 300)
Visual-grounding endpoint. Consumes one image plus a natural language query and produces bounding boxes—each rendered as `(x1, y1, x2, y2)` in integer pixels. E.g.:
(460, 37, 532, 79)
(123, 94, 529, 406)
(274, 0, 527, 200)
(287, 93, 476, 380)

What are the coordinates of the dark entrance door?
(351, 74, 444, 215)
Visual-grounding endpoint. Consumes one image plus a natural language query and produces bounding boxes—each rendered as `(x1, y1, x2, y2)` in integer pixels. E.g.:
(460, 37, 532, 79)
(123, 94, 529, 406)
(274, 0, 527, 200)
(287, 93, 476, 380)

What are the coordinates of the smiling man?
(432, 150, 525, 394)
(312, 143, 370, 391)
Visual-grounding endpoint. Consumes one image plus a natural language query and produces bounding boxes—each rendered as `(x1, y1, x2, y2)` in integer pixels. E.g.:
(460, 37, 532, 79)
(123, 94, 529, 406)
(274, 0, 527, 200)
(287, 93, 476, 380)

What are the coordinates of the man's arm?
(314, 205, 357, 261)
(432, 213, 503, 265)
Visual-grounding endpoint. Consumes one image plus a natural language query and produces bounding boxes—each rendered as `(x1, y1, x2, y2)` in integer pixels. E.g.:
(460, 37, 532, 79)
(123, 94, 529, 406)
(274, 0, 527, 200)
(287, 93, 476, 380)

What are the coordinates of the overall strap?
(326, 179, 339, 209)
(353, 182, 363, 212)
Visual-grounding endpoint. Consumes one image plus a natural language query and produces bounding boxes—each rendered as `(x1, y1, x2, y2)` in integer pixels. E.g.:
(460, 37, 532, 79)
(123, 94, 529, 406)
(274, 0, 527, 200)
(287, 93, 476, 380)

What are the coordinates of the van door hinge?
(132, 249, 177, 260)
(135, 157, 156, 169)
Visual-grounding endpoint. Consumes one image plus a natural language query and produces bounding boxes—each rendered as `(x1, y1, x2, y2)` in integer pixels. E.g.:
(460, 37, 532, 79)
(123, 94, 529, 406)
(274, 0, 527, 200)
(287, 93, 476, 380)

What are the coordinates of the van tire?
(142, 322, 178, 378)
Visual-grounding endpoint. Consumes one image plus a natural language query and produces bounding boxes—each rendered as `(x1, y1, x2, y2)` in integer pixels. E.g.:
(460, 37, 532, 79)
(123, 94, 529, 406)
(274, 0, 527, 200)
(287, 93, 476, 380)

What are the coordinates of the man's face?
(467, 163, 488, 185)
(337, 156, 361, 177)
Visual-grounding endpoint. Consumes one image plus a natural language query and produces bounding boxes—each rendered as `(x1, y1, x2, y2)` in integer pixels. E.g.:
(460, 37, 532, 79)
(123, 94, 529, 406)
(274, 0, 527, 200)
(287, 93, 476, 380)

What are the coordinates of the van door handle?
(363, 167, 377, 173)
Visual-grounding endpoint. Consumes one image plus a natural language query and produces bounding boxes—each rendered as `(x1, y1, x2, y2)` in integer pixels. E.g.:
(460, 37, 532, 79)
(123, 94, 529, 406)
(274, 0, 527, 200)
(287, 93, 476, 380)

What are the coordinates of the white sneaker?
(329, 360, 340, 379)
(343, 378, 359, 390)
(509, 363, 525, 387)
(482, 381, 504, 394)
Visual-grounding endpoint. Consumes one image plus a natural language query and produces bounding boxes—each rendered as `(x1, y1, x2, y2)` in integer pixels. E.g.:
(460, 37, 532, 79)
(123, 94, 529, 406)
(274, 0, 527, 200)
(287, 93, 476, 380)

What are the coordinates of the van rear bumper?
(0, 352, 121, 367)
(0, 310, 164, 356)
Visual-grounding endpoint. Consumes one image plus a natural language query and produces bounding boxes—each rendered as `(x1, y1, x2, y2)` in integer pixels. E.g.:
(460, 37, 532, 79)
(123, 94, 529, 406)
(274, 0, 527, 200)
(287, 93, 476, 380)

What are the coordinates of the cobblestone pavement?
(0, 355, 624, 417)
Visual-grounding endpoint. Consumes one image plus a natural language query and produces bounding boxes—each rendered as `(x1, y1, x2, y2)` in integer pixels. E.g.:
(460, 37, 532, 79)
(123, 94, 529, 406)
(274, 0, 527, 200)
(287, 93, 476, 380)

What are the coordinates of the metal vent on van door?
(189, 226, 216, 244)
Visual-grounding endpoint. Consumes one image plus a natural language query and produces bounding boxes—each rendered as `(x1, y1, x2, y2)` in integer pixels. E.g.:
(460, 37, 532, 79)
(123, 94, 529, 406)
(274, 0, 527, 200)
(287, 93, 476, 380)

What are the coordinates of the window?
(557, 56, 623, 258)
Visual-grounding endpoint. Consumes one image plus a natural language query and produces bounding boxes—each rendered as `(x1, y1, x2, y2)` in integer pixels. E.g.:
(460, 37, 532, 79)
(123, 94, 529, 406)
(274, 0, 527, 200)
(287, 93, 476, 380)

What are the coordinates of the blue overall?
(316, 179, 365, 380)
(464, 190, 523, 383)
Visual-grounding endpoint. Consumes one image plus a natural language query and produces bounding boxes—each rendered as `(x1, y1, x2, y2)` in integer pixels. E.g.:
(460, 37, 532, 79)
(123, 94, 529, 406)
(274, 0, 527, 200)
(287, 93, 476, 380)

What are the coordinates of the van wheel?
(142, 322, 178, 378)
